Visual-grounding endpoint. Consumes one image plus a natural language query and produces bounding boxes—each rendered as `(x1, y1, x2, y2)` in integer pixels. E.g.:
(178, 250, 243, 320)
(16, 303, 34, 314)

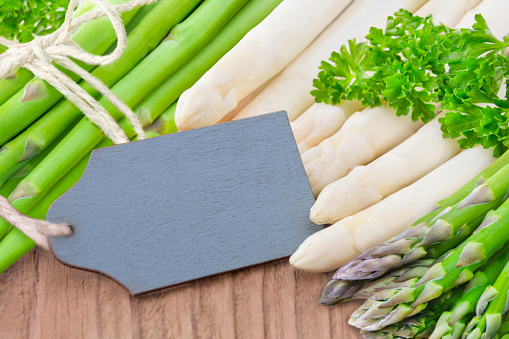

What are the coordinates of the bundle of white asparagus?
(310, 116, 462, 224)
(174, 0, 354, 130)
(291, 0, 509, 273)
(175, 0, 430, 130)
(291, 146, 496, 272)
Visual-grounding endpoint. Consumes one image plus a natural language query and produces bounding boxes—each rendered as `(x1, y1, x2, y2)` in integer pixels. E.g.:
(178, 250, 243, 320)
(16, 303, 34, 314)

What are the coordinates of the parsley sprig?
(312, 10, 509, 157)
(0, 0, 70, 44)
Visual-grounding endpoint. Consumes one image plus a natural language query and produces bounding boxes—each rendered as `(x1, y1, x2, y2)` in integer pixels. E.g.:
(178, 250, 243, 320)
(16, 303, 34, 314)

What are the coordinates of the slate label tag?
(48, 111, 320, 295)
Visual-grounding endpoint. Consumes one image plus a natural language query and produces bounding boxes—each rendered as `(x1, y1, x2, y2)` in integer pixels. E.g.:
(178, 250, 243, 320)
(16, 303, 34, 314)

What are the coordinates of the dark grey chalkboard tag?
(47, 111, 320, 295)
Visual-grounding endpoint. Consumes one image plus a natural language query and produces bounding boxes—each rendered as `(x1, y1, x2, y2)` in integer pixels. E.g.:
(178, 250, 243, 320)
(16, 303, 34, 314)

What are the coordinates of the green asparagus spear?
(0, 0, 200, 185)
(462, 259, 509, 339)
(335, 151, 509, 280)
(3, 0, 248, 212)
(498, 313, 509, 338)
(318, 260, 435, 306)
(350, 192, 509, 331)
(0, 0, 122, 106)
(0, 0, 142, 145)
(144, 103, 178, 136)
(0, 68, 33, 107)
(0, 0, 280, 273)
(0, 124, 76, 199)
(357, 287, 463, 338)
(429, 248, 509, 338)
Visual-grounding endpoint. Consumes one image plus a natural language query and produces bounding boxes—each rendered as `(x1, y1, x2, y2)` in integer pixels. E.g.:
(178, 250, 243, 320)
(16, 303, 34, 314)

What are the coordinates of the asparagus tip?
(400, 247, 428, 266)
(370, 239, 412, 257)
(379, 287, 415, 308)
(420, 219, 453, 246)
(318, 279, 360, 305)
(411, 281, 443, 307)
(451, 269, 474, 288)
(416, 263, 446, 286)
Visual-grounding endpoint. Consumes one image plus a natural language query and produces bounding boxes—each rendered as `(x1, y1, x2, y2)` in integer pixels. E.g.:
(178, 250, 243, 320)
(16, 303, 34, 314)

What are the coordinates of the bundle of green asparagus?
(0, 0, 284, 272)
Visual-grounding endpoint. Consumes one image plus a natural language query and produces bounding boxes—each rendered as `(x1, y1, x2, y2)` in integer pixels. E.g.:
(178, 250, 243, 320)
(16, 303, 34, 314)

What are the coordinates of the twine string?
(0, 0, 158, 249)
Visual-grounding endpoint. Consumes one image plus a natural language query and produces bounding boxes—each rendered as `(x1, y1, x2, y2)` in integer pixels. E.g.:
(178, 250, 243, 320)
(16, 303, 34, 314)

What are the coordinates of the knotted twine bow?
(0, 0, 158, 249)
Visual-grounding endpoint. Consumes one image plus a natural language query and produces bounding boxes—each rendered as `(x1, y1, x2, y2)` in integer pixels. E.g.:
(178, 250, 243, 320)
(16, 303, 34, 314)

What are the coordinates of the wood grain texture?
(47, 111, 320, 294)
(0, 248, 363, 339)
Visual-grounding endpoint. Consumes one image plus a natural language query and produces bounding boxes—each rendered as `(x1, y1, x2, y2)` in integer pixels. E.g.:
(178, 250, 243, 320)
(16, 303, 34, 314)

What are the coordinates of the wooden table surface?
(0, 248, 363, 338)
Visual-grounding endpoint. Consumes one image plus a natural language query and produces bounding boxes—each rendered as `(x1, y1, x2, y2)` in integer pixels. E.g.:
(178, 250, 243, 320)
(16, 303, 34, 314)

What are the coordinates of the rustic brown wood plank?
(0, 252, 363, 339)
(232, 266, 264, 338)
(0, 249, 38, 339)
(262, 260, 298, 339)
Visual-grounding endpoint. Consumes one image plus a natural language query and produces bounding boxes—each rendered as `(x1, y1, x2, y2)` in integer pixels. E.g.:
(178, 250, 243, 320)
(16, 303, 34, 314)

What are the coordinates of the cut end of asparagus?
(420, 219, 453, 246)
(20, 80, 49, 102)
(411, 281, 443, 308)
(457, 242, 486, 268)
(9, 180, 40, 201)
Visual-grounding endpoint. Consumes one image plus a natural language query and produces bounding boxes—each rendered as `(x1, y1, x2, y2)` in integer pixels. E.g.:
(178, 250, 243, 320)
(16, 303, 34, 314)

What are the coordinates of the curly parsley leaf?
(312, 10, 509, 157)
(0, 0, 70, 43)
(312, 10, 451, 123)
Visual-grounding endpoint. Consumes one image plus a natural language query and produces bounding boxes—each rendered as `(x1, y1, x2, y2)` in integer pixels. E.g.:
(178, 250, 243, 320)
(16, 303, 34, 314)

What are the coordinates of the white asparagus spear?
(233, 0, 477, 122)
(305, 0, 505, 197)
(285, 0, 483, 153)
(291, 101, 363, 154)
(174, 0, 354, 130)
(290, 147, 496, 273)
(310, 116, 462, 224)
(303, 104, 424, 197)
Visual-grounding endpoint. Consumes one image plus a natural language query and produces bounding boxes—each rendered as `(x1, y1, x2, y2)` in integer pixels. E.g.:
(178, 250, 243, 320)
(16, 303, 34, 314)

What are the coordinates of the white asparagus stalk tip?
(290, 101, 363, 154)
(235, 0, 488, 122)
(310, 116, 462, 224)
(454, 0, 509, 39)
(302, 103, 424, 197)
(290, 147, 496, 273)
(174, 0, 354, 130)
